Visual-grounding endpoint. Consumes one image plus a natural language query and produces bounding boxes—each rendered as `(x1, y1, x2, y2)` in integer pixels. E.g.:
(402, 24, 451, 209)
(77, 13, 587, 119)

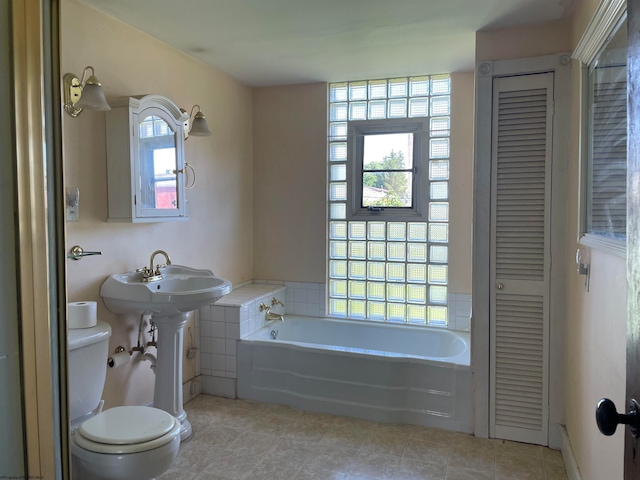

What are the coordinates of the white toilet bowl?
(70, 405, 181, 480)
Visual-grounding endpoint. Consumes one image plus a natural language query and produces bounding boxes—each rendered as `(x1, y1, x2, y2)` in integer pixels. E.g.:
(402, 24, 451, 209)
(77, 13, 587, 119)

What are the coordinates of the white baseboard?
(561, 425, 583, 480)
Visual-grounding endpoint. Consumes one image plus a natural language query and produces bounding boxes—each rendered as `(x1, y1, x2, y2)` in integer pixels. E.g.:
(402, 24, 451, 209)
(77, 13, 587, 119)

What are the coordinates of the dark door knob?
(596, 398, 640, 437)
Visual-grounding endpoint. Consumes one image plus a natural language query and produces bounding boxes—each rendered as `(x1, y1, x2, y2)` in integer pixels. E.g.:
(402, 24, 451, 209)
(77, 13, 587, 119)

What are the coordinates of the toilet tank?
(68, 321, 111, 423)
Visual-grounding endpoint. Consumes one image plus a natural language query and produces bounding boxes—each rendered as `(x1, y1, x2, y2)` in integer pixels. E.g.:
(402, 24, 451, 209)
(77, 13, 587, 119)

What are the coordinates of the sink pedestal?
(152, 313, 192, 442)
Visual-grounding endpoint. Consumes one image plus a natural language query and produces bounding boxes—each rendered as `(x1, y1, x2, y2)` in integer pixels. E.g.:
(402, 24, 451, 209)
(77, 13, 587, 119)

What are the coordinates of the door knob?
(496, 283, 504, 290)
(596, 398, 640, 437)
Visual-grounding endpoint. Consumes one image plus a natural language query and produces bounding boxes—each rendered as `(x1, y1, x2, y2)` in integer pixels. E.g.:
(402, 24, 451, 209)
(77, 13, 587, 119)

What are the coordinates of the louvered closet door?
(489, 73, 553, 445)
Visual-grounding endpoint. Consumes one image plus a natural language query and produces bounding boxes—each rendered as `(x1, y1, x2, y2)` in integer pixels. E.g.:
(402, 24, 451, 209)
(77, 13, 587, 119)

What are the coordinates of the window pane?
(349, 102, 367, 120)
(329, 221, 347, 239)
(330, 83, 348, 102)
(330, 142, 347, 161)
(367, 262, 386, 280)
(388, 78, 408, 97)
(349, 81, 367, 100)
(368, 100, 387, 119)
(369, 80, 387, 99)
(587, 17, 627, 241)
(331, 205, 347, 222)
(409, 76, 430, 96)
(429, 285, 448, 304)
(431, 75, 451, 95)
(388, 99, 407, 118)
(407, 243, 427, 262)
(431, 96, 451, 116)
(409, 98, 429, 117)
(329, 298, 347, 316)
(348, 241, 366, 259)
(329, 241, 347, 259)
(330, 103, 348, 121)
(362, 133, 414, 208)
(368, 222, 386, 240)
(330, 279, 347, 298)
(429, 159, 450, 180)
(367, 282, 385, 300)
(331, 164, 346, 181)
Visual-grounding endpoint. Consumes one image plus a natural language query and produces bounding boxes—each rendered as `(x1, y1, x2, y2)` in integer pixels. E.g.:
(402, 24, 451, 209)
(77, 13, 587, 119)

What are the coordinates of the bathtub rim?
(241, 315, 471, 367)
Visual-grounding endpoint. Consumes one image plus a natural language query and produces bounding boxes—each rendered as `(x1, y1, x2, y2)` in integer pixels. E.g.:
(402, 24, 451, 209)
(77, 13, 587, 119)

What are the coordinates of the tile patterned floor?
(159, 395, 568, 480)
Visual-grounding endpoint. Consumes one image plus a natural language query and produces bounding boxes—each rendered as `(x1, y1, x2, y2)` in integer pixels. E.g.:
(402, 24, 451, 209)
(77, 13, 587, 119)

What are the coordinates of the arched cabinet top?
(109, 94, 189, 123)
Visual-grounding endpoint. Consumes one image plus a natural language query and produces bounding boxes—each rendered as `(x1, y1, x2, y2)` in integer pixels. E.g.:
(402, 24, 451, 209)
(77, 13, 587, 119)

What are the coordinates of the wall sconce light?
(63, 66, 111, 117)
(182, 105, 211, 139)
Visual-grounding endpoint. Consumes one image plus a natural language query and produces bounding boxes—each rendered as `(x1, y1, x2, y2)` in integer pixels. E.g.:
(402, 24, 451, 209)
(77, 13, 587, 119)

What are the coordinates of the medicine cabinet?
(105, 94, 189, 222)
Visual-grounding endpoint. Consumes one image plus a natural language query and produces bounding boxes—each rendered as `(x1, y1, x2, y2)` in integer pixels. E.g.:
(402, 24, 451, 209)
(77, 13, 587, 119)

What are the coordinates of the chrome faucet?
(259, 302, 284, 321)
(137, 250, 172, 282)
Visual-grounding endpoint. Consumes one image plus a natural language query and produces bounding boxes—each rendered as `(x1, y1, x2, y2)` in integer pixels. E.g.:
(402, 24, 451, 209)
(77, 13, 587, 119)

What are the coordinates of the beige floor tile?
(495, 453, 545, 480)
(304, 447, 359, 472)
(202, 449, 261, 479)
(247, 456, 304, 480)
(370, 422, 415, 437)
(403, 437, 451, 465)
(360, 431, 409, 456)
(495, 439, 542, 460)
(446, 465, 495, 480)
(181, 395, 570, 480)
(347, 451, 402, 479)
(543, 460, 569, 480)
(225, 430, 280, 456)
(448, 445, 495, 476)
(397, 458, 447, 480)
(319, 426, 369, 449)
(410, 426, 454, 445)
(294, 465, 352, 479)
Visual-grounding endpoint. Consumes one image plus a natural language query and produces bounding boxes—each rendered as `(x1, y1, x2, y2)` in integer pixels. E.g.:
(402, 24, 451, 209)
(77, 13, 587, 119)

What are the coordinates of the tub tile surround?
(198, 283, 287, 397)
(158, 394, 569, 480)
(197, 282, 472, 398)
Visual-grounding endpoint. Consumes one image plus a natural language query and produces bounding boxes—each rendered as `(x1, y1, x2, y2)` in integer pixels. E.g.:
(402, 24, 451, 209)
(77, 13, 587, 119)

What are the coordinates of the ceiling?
(78, 0, 572, 87)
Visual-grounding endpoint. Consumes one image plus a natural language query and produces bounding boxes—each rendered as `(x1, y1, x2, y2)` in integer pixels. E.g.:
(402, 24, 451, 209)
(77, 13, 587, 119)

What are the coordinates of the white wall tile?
(225, 307, 240, 324)
(226, 322, 240, 339)
(211, 338, 225, 355)
(226, 339, 236, 356)
(212, 354, 226, 371)
(225, 355, 237, 373)
(211, 305, 226, 322)
(200, 321, 212, 338)
(199, 305, 212, 321)
(212, 321, 226, 338)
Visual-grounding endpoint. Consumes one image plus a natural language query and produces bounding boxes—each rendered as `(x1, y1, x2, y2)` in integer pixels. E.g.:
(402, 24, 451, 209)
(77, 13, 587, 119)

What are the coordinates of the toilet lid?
(78, 406, 175, 445)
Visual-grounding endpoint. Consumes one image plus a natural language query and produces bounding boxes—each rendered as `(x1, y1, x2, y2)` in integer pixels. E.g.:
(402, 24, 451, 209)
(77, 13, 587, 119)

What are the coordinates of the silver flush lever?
(68, 245, 102, 261)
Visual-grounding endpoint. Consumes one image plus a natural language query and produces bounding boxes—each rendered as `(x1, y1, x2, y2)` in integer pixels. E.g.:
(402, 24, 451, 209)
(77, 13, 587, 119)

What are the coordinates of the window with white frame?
(328, 75, 451, 326)
(576, 9, 627, 254)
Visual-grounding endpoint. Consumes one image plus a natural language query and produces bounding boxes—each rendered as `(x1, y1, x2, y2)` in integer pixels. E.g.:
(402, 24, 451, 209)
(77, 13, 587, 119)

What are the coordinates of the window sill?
(579, 233, 626, 259)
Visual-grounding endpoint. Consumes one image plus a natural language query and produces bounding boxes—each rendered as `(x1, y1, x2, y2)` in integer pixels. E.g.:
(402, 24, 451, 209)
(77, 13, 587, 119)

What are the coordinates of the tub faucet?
(138, 250, 172, 282)
(259, 302, 285, 322)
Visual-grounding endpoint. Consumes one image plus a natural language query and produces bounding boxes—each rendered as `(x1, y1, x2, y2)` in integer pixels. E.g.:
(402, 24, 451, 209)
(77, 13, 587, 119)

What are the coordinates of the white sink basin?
(100, 265, 232, 316)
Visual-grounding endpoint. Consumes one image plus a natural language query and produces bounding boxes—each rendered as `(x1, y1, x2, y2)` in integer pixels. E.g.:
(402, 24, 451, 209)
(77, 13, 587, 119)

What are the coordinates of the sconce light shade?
(182, 105, 211, 139)
(63, 66, 110, 117)
(189, 110, 211, 136)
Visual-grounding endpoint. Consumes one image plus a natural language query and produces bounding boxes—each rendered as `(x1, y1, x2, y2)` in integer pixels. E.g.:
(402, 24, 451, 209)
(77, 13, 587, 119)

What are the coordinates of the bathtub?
(237, 315, 472, 432)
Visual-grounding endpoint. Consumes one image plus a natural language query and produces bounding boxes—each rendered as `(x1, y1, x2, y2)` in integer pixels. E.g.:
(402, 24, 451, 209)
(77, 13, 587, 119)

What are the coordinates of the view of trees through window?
(362, 133, 414, 207)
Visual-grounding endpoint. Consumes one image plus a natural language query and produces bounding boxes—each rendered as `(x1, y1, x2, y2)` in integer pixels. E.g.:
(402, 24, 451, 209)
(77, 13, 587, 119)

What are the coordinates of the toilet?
(68, 319, 181, 480)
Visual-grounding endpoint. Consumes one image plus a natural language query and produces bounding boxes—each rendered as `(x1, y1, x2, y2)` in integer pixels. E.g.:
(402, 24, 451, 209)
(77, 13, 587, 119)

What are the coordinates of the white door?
(489, 72, 553, 445)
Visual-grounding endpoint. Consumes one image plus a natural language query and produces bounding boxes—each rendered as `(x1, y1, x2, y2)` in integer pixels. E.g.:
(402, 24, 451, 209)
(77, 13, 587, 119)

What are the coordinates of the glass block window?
(328, 75, 451, 326)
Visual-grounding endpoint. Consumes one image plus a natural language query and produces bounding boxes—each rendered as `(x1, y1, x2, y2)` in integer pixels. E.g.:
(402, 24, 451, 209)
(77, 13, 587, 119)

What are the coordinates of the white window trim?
(573, 0, 627, 256)
(346, 118, 429, 222)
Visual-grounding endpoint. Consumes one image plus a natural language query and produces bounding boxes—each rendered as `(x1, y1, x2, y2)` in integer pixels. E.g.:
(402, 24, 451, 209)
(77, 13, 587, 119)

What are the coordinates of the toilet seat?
(73, 406, 180, 455)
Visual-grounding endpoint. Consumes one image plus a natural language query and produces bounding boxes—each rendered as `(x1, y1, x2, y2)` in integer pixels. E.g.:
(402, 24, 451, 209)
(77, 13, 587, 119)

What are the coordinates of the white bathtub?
(237, 316, 472, 432)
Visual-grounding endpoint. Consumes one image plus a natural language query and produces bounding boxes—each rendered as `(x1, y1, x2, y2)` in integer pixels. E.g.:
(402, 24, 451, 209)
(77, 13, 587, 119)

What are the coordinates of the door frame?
(473, 53, 570, 448)
(11, 0, 68, 476)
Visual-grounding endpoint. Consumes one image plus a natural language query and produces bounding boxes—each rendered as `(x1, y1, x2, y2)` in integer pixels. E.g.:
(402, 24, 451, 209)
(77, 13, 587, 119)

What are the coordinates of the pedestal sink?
(100, 265, 232, 441)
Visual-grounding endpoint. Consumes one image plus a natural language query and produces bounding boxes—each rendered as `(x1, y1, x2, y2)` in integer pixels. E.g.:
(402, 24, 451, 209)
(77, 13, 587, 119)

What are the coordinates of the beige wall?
(252, 74, 474, 294)
(62, 0, 253, 408)
(252, 83, 327, 283)
(476, 19, 572, 61)
(449, 72, 474, 294)
(565, 0, 627, 478)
